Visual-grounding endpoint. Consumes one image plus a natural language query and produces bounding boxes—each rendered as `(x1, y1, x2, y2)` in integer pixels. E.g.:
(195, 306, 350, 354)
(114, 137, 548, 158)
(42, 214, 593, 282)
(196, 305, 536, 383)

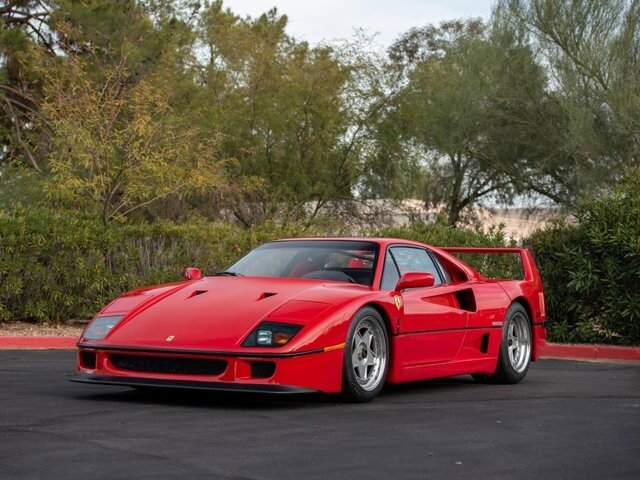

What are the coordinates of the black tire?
(474, 303, 532, 384)
(341, 307, 389, 402)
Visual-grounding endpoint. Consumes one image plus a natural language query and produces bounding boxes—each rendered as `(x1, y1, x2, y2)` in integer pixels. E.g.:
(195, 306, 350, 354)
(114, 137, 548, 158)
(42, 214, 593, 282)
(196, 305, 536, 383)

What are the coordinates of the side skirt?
(387, 357, 498, 384)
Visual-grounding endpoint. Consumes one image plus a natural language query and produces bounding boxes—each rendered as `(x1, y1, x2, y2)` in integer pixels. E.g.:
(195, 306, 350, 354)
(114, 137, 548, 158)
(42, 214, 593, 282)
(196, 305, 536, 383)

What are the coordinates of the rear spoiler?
(439, 247, 540, 283)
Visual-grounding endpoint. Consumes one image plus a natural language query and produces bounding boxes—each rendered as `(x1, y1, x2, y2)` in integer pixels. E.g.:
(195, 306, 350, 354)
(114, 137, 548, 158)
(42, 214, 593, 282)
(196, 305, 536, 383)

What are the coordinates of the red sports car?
(71, 238, 547, 401)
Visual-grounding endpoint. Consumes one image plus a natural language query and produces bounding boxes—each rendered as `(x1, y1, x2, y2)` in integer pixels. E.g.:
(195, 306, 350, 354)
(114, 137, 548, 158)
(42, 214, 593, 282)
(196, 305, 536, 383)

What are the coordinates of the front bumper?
(72, 344, 344, 393)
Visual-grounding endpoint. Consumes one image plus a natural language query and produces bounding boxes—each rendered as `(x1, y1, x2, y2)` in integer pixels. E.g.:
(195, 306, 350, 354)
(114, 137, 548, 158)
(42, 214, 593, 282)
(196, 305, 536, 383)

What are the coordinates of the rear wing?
(439, 247, 541, 283)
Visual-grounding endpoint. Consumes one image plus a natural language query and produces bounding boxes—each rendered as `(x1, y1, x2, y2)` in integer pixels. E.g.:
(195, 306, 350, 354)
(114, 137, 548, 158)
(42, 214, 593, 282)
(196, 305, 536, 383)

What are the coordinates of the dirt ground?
(0, 321, 85, 337)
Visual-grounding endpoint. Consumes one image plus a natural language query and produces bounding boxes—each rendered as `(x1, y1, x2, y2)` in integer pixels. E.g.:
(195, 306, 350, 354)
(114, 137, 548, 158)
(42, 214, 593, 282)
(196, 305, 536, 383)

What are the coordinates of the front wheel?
(474, 303, 532, 384)
(341, 307, 389, 402)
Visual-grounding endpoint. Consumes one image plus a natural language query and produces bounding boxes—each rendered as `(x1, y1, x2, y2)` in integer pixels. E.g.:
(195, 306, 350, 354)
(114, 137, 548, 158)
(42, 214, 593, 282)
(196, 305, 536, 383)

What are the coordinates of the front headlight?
(243, 321, 302, 347)
(83, 315, 124, 340)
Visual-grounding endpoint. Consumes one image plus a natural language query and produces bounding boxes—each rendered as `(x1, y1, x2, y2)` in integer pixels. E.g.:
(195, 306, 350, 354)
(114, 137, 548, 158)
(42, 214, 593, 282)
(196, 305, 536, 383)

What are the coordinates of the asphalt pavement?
(1, 351, 638, 480)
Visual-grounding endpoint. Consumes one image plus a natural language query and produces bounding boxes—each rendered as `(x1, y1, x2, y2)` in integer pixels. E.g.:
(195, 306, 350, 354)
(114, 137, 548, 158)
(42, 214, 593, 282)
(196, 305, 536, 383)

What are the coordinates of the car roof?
(272, 237, 431, 248)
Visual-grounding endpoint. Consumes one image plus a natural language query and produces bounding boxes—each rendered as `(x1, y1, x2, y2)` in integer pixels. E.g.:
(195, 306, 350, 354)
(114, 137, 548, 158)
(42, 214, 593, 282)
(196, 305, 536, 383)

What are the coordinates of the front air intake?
(79, 351, 97, 370)
(250, 361, 276, 378)
(109, 354, 227, 376)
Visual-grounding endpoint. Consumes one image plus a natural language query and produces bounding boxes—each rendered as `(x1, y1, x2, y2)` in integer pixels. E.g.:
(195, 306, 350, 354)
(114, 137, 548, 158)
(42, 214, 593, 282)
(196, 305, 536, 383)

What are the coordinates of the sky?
(223, 0, 495, 48)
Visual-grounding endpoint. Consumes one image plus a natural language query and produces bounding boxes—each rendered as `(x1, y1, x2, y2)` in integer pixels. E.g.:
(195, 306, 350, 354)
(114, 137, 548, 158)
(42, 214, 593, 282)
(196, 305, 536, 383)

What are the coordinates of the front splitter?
(70, 373, 319, 395)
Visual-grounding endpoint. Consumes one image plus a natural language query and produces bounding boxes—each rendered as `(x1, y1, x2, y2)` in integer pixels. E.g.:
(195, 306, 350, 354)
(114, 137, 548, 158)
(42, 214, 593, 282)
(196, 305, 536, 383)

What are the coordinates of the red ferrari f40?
(71, 238, 546, 402)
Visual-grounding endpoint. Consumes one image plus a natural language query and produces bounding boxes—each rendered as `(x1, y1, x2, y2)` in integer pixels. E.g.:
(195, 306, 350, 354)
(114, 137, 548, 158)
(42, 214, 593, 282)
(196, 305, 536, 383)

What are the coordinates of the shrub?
(376, 222, 520, 278)
(4, 181, 638, 347)
(525, 169, 640, 345)
(0, 209, 519, 323)
(0, 206, 317, 322)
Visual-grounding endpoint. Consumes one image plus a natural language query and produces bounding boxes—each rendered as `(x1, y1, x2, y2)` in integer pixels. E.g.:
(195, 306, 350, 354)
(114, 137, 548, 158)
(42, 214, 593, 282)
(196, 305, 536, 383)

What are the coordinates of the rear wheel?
(474, 303, 532, 384)
(341, 307, 389, 402)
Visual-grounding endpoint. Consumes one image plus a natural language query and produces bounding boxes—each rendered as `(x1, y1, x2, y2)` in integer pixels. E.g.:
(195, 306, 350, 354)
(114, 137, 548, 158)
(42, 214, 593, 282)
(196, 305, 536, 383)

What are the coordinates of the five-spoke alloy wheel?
(342, 307, 389, 402)
(474, 302, 532, 384)
(507, 310, 531, 374)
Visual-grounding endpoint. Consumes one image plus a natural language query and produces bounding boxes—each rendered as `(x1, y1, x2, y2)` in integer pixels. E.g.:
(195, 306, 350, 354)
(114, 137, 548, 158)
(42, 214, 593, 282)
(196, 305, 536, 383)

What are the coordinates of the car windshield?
(227, 240, 379, 286)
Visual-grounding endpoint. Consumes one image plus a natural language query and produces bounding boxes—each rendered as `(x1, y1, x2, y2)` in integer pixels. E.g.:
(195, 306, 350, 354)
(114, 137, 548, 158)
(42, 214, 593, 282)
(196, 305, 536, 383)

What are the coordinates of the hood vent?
(258, 292, 277, 300)
(188, 290, 208, 299)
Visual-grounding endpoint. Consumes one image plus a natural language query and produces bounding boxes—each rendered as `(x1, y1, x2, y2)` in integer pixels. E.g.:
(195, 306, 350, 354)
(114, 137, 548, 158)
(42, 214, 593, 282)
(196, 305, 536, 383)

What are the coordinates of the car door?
(382, 245, 468, 364)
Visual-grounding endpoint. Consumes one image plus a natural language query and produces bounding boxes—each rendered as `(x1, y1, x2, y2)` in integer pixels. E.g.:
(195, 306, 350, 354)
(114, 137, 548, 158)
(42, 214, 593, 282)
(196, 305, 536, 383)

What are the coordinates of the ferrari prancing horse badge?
(393, 295, 403, 310)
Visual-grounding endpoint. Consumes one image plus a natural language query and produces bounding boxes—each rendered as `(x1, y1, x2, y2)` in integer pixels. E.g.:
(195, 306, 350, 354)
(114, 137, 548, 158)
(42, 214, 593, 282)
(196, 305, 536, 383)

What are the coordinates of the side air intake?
(455, 289, 477, 312)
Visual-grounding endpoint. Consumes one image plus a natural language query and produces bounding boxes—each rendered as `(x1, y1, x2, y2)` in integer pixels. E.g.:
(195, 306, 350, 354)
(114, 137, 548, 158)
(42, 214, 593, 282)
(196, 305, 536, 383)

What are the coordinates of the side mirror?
(183, 267, 202, 281)
(395, 272, 435, 291)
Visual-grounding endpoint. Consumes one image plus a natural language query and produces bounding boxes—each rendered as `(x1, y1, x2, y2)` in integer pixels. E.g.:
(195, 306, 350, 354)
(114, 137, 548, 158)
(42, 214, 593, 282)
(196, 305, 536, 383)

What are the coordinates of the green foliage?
(377, 221, 513, 248)
(525, 169, 640, 345)
(193, 3, 383, 225)
(376, 221, 521, 279)
(2, 1, 385, 225)
(40, 48, 225, 224)
(495, 0, 640, 203)
(3, 1, 638, 226)
(2, 193, 638, 349)
(0, 206, 317, 322)
(0, 207, 518, 323)
(376, 20, 547, 225)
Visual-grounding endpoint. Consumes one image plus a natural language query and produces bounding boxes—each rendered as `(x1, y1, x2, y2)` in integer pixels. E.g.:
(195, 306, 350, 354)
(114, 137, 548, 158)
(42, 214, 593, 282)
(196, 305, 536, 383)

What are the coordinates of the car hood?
(95, 276, 370, 351)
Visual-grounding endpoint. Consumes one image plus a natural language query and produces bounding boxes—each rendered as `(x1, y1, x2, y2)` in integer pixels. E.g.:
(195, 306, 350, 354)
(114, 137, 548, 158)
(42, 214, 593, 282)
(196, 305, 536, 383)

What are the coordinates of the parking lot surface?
(0, 351, 638, 479)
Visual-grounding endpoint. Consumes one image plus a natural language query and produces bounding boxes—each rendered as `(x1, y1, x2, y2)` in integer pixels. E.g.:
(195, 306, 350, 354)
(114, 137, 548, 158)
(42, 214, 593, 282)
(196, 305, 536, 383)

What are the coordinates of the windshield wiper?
(212, 271, 245, 277)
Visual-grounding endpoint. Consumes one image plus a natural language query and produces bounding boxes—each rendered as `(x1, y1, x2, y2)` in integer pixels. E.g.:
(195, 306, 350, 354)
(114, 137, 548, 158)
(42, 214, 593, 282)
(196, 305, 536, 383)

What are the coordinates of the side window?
(431, 253, 452, 284)
(389, 247, 442, 285)
(380, 251, 400, 291)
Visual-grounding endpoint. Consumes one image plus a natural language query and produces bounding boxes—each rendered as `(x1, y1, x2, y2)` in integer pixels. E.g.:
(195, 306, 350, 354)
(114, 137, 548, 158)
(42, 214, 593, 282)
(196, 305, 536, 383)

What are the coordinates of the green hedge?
(3, 181, 638, 347)
(377, 222, 520, 278)
(525, 170, 640, 345)
(0, 207, 317, 322)
(377, 221, 514, 248)
(0, 208, 514, 323)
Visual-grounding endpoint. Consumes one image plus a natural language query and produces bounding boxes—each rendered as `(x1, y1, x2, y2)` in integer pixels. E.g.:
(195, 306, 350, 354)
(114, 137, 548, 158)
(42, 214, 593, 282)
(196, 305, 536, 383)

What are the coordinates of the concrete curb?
(540, 342, 640, 363)
(1, 336, 639, 363)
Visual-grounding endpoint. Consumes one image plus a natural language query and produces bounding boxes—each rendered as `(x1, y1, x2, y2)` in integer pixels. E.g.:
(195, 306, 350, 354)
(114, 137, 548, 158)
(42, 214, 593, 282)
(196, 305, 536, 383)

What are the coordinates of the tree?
(376, 20, 547, 225)
(1, 0, 394, 227)
(40, 48, 225, 224)
(494, 0, 640, 203)
(0, 0, 198, 176)
(193, 1, 389, 226)
(1, 0, 54, 172)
